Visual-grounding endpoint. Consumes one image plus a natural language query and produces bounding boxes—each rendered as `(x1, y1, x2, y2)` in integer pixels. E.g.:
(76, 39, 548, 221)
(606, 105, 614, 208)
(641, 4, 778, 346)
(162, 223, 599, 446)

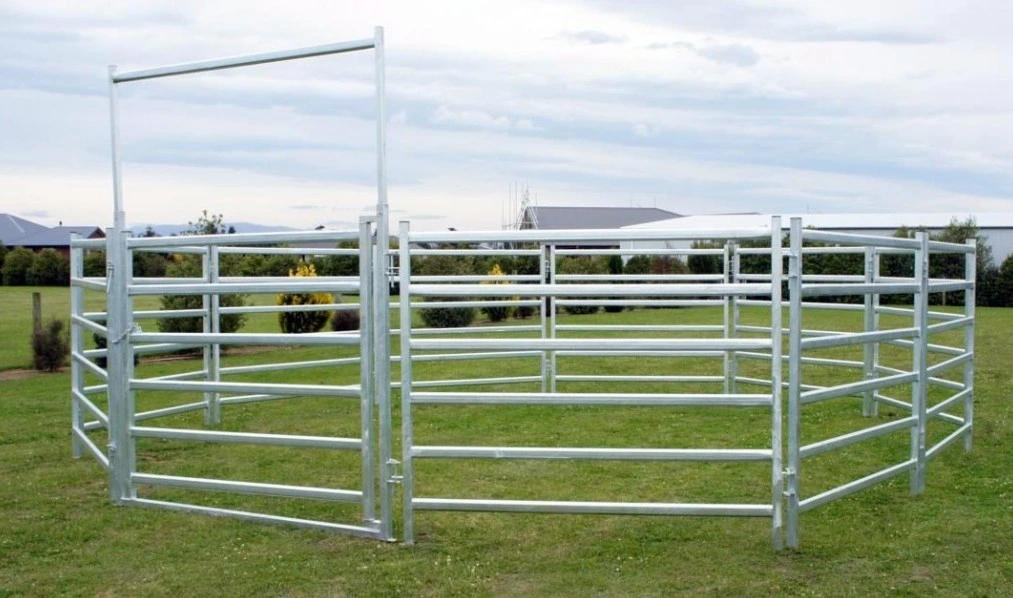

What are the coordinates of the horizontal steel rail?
(128, 281, 359, 295)
(218, 394, 280, 406)
(411, 446, 772, 461)
(733, 376, 823, 392)
(148, 370, 210, 382)
(412, 283, 771, 298)
(408, 227, 771, 244)
(71, 277, 107, 292)
(555, 375, 724, 384)
(927, 281, 974, 293)
(73, 428, 110, 470)
(134, 401, 207, 422)
(113, 38, 376, 82)
(798, 460, 915, 513)
(800, 371, 919, 405)
(409, 248, 542, 257)
(800, 327, 917, 350)
(799, 417, 916, 459)
(130, 308, 207, 320)
(220, 303, 360, 315)
(802, 229, 921, 250)
(926, 353, 973, 377)
(882, 338, 964, 356)
(409, 300, 542, 310)
(216, 246, 358, 256)
(219, 357, 360, 376)
(73, 389, 109, 427)
(132, 473, 363, 502)
(411, 338, 771, 352)
(555, 324, 724, 333)
(555, 248, 724, 256)
(400, 376, 543, 389)
(927, 388, 973, 418)
(130, 379, 360, 398)
(926, 316, 974, 335)
(926, 424, 973, 460)
(412, 274, 540, 283)
(132, 342, 206, 355)
(410, 325, 542, 336)
(738, 299, 864, 312)
(556, 299, 724, 308)
(801, 282, 919, 297)
(555, 350, 725, 358)
(131, 427, 361, 450)
(131, 332, 359, 346)
(71, 315, 108, 336)
(413, 498, 772, 517)
(70, 237, 107, 249)
(872, 394, 964, 425)
(124, 498, 383, 538)
(410, 392, 773, 407)
(554, 274, 725, 282)
(402, 350, 542, 363)
(737, 351, 865, 369)
(72, 353, 108, 380)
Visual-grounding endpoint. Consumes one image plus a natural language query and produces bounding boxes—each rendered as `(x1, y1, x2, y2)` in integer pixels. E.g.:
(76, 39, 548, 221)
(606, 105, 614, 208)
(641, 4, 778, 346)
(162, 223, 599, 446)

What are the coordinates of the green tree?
(0, 242, 6, 282)
(2, 247, 36, 286)
(687, 240, 723, 275)
(83, 250, 106, 277)
(28, 248, 70, 286)
(555, 255, 607, 315)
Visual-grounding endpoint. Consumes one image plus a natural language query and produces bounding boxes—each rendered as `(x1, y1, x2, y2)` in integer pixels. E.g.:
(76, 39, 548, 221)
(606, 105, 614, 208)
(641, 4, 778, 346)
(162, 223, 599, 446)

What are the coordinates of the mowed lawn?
(1, 286, 1011, 596)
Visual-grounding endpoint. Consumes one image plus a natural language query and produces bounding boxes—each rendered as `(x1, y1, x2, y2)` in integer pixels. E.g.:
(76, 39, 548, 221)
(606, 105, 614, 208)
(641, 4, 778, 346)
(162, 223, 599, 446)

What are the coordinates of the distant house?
(519, 206, 682, 231)
(0, 214, 105, 255)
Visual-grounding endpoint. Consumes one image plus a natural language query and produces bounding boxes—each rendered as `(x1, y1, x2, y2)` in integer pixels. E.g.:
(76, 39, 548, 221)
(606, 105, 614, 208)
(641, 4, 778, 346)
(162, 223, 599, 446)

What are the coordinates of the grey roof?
(522, 206, 682, 230)
(11, 226, 105, 248)
(0, 214, 48, 245)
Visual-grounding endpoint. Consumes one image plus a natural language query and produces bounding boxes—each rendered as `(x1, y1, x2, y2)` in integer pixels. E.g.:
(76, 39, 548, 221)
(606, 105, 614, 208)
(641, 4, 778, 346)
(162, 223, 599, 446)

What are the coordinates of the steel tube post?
(373, 27, 395, 541)
(106, 230, 133, 502)
(548, 244, 557, 393)
(786, 218, 803, 549)
(539, 242, 548, 392)
(769, 217, 784, 549)
(911, 232, 929, 494)
(398, 221, 415, 543)
(862, 248, 877, 417)
(963, 239, 976, 451)
(358, 218, 376, 526)
(729, 242, 741, 393)
(70, 234, 85, 458)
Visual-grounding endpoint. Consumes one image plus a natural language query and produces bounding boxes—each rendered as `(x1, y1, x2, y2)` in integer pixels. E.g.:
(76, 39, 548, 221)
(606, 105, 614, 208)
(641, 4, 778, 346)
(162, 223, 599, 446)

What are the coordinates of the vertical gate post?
(358, 217, 376, 526)
(202, 246, 222, 425)
(862, 247, 878, 417)
(911, 232, 929, 494)
(69, 233, 85, 459)
(785, 217, 803, 549)
(539, 242, 549, 392)
(768, 217, 784, 550)
(547, 244, 557, 393)
(963, 239, 976, 452)
(728, 241, 740, 394)
(106, 229, 136, 503)
(398, 220, 415, 544)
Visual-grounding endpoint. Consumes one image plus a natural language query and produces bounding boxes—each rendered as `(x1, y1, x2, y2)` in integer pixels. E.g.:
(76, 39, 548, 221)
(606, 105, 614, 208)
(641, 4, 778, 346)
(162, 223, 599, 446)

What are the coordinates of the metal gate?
(71, 222, 394, 539)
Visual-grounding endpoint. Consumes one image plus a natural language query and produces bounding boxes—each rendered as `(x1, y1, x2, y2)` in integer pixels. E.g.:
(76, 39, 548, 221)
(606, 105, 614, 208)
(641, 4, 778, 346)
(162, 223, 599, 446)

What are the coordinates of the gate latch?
(387, 458, 403, 485)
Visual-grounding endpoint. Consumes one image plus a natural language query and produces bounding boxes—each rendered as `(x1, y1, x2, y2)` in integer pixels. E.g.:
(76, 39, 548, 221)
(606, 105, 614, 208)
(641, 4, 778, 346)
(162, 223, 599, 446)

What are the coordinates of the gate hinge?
(386, 458, 403, 484)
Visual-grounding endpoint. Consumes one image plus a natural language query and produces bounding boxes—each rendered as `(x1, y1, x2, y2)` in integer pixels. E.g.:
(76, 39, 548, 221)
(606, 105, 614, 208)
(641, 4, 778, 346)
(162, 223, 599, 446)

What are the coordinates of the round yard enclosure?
(70, 216, 977, 550)
(71, 31, 976, 551)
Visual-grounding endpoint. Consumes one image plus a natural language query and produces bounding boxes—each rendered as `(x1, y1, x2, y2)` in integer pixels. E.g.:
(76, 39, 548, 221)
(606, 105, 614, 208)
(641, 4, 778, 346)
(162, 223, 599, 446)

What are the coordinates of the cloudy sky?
(2, 0, 1011, 232)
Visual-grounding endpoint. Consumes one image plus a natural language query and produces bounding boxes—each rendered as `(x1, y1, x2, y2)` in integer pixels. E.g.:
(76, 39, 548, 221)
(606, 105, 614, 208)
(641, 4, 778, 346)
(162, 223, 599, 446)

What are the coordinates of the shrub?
(415, 252, 477, 329)
(0, 242, 6, 280)
(28, 248, 70, 286)
(330, 305, 360, 332)
(2, 247, 36, 286)
(32, 318, 69, 371)
(513, 250, 540, 319)
(420, 299, 477, 328)
(480, 263, 514, 322)
(156, 257, 247, 334)
(555, 255, 607, 315)
(313, 241, 359, 277)
(83, 250, 106, 277)
(277, 262, 333, 334)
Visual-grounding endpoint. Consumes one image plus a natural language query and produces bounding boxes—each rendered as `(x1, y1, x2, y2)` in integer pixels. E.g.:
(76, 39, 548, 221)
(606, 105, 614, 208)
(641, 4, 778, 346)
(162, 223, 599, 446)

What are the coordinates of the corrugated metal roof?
(627, 212, 1013, 231)
(0, 214, 48, 245)
(13, 226, 104, 247)
(523, 206, 682, 230)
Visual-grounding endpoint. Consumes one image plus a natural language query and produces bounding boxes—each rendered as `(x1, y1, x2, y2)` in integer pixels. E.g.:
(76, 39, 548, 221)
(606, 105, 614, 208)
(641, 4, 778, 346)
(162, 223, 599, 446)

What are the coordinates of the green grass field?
(1, 286, 1011, 596)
